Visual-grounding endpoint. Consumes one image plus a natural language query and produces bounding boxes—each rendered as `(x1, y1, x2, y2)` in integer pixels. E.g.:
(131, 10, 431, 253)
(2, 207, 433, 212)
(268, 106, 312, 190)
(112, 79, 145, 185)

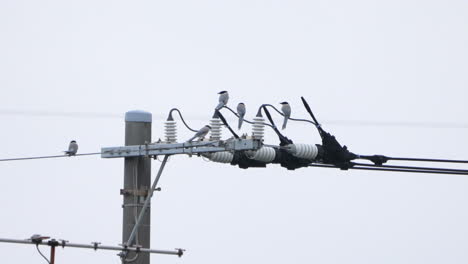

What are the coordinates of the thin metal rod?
(0, 238, 181, 255)
(126, 155, 169, 247)
(50, 245, 56, 264)
(0, 152, 101, 162)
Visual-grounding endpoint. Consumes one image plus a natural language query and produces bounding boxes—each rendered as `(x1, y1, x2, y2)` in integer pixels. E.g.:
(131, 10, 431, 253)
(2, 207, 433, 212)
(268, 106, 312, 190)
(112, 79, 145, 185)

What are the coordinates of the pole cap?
(125, 110, 152, 123)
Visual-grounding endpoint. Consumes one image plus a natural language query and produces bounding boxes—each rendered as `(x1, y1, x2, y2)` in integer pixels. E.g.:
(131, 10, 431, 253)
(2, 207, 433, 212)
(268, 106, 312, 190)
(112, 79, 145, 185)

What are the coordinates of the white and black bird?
(187, 125, 211, 142)
(64, 140, 78, 156)
(280, 102, 291, 130)
(236, 102, 246, 129)
(215, 91, 229, 110)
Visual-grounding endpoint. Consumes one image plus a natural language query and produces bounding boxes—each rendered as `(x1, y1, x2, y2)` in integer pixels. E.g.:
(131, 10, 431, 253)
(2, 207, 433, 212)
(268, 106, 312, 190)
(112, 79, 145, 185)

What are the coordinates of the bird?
(236, 102, 246, 129)
(215, 91, 229, 110)
(30, 234, 50, 244)
(187, 125, 211, 142)
(280, 102, 291, 130)
(64, 140, 78, 156)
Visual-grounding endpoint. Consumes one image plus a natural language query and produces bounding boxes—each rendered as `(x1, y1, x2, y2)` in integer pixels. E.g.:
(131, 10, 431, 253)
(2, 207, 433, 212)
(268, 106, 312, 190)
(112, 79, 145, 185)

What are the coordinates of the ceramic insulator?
(205, 151, 234, 163)
(164, 121, 177, 143)
(287, 144, 318, 160)
(247, 147, 276, 163)
(210, 118, 222, 141)
(252, 117, 265, 140)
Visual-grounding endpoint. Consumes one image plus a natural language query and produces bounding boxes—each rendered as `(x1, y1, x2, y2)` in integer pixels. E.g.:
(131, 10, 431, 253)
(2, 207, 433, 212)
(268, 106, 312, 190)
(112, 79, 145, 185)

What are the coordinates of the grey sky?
(1, 0, 467, 263)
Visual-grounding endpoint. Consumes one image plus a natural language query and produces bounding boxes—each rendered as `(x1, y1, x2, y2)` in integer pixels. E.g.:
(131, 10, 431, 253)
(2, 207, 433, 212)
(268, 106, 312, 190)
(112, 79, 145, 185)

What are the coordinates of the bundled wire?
(299, 96, 468, 175)
(308, 163, 468, 175)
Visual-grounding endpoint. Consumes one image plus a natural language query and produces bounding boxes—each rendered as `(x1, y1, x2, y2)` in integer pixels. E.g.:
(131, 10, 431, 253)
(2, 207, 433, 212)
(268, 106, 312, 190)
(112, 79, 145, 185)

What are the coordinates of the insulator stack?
(210, 118, 222, 141)
(286, 144, 318, 160)
(252, 117, 265, 140)
(247, 147, 276, 163)
(164, 121, 177, 143)
(204, 151, 234, 163)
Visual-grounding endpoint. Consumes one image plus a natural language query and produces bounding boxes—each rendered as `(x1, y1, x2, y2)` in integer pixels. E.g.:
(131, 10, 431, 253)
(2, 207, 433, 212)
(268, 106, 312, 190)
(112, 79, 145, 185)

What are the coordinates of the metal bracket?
(101, 139, 262, 159)
(120, 189, 148, 197)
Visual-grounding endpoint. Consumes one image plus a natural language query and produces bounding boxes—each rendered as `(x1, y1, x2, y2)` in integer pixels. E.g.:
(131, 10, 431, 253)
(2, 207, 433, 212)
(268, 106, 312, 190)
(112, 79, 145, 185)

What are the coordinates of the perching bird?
(280, 102, 291, 130)
(30, 234, 50, 244)
(215, 91, 229, 110)
(236, 102, 246, 129)
(187, 125, 211, 142)
(64, 140, 78, 156)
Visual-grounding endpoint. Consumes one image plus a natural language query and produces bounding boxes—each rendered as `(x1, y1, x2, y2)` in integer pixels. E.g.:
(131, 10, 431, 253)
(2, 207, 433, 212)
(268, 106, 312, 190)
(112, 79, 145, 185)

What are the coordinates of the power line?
(0, 152, 101, 162)
(1, 109, 467, 128)
(308, 164, 468, 175)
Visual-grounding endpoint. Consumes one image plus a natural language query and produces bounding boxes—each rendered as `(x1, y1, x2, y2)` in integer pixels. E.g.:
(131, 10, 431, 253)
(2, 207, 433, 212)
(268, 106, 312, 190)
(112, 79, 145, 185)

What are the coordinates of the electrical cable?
(383, 157, 468, 164)
(1, 109, 467, 128)
(221, 106, 274, 128)
(214, 110, 239, 139)
(261, 104, 318, 125)
(0, 152, 102, 162)
(351, 162, 468, 174)
(308, 164, 468, 175)
(260, 105, 293, 146)
(167, 108, 198, 132)
(35, 244, 51, 264)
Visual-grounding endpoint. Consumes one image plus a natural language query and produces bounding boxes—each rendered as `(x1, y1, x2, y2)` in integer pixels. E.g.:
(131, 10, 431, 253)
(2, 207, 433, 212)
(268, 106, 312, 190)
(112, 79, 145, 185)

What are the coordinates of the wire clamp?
(92, 241, 101, 251)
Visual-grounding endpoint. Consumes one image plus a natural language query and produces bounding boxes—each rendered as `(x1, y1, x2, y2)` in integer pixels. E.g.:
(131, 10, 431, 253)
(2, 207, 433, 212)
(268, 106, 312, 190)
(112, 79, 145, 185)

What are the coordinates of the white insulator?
(205, 151, 233, 163)
(247, 147, 276, 163)
(252, 117, 265, 140)
(164, 121, 177, 143)
(287, 144, 318, 160)
(210, 118, 222, 141)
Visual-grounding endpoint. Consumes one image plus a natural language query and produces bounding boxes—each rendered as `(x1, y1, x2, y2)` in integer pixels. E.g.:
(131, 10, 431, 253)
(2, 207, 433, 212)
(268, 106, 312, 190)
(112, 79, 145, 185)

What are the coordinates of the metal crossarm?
(101, 139, 262, 158)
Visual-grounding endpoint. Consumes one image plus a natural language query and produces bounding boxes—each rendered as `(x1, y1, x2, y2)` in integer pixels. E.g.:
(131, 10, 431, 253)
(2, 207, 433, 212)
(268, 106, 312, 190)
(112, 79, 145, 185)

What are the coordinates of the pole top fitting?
(125, 110, 152, 123)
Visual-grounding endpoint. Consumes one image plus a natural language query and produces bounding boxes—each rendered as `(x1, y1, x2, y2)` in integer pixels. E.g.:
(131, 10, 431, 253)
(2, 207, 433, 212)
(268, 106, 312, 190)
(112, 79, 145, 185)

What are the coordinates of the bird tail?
(282, 117, 288, 130)
(238, 117, 244, 129)
(215, 102, 224, 110)
(187, 135, 197, 142)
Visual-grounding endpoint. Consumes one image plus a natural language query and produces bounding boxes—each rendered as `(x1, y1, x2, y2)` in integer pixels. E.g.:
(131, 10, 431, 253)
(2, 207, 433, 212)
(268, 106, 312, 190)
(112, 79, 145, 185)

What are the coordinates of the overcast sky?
(1, 0, 468, 263)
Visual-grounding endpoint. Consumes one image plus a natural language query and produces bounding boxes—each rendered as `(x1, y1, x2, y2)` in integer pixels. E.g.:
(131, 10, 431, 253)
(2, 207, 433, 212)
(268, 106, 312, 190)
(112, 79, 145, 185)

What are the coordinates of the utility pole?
(122, 110, 152, 264)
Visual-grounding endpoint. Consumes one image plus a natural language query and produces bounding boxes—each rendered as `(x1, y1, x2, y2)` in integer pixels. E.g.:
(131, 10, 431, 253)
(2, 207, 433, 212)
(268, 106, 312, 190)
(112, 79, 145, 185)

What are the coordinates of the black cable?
(308, 164, 468, 175)
(351, 162, 468, 174)
(261, 105, 293, 146)
(221, 106, 274, 128)
(0, 152, 102, 162)
(260, 104, 318, 125)
(214, 110, 239, 139)
(385, 157, 468, 164)
(167, 108, 198, 132)
(35, 244, 51, 264)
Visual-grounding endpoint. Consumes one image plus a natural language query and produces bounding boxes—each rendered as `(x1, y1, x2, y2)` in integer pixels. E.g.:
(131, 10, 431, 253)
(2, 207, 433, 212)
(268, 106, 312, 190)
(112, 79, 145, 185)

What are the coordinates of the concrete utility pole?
(122, 110, 152, 264)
